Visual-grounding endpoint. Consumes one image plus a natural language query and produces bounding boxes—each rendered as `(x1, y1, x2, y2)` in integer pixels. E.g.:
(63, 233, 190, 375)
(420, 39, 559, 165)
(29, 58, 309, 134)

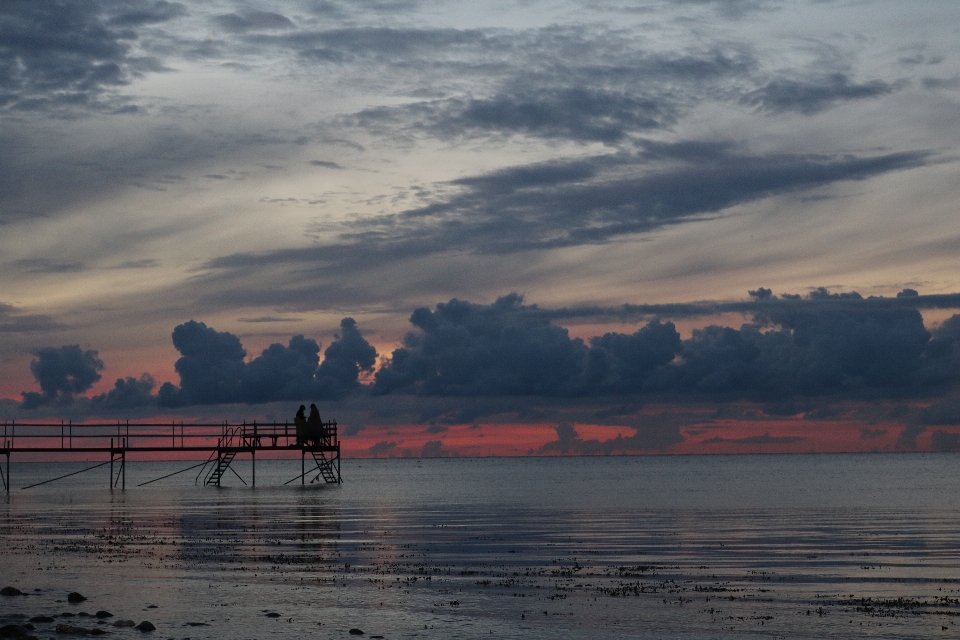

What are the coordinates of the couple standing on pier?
(294, 404, 323, 445)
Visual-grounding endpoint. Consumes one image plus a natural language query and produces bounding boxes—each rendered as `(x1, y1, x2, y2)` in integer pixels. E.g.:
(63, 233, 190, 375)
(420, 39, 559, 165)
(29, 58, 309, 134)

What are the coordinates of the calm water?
(2, 454, 960, 639)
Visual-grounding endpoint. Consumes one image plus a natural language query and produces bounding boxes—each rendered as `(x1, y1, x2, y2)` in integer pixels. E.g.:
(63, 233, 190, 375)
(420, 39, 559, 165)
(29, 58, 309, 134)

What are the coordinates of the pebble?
(28, 617, 53, 624)
(135, 621, 156, 632)
(349, 629, 364, 635)
(0, 588, 23, 597)
(55, 624, 90, 634)
(94, 611, 113, 619)
(0, 624, 38, 639)
(67, 593, 86, 604)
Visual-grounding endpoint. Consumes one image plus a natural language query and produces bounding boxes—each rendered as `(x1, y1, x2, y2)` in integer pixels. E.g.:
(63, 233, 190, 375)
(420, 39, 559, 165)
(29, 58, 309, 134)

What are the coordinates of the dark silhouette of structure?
(0, 418, 341, 492)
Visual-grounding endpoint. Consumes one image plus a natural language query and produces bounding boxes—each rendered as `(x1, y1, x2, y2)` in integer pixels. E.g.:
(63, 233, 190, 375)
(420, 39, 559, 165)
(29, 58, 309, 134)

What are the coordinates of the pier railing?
(0, 419, 338, 452)
(0, 420, 341, 491)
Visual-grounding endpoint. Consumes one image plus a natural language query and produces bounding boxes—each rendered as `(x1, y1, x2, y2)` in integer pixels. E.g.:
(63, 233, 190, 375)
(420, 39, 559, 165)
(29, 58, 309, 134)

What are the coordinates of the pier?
(0, 419, 341, 492)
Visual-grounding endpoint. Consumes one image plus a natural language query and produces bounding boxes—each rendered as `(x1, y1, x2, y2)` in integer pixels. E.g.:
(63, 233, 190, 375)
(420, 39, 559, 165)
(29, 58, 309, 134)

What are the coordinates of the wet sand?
(3, 456, 960, 638)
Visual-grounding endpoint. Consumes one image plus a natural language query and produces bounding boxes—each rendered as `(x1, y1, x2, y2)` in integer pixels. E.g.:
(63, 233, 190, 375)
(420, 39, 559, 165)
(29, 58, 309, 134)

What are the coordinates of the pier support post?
(1, 451, 8, 494)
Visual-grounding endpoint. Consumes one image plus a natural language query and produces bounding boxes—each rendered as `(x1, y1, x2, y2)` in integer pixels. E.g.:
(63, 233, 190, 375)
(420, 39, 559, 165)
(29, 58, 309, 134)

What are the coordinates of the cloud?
(328, 146, 931, 255)
(369, 440, 399, 456)
(213, 11, 295, 34)
(241, 334, 324, 403)
(157, 318, 377, 406)
(412, 89, 674, 143)
(91, 373, 156, 409)
(420, 439, 445, 457)
(21, 345, 104, 408)
(315, 318, 379, 399)
(237, 316, 303, 323)
(895, 424, 925, 449)
(742, 73, 898, 115)
(373, 294, 597, 396)
(0, 2, 169, 114)
(701, 433, 805, 445)
(0, 302, 65, 332)
(108, 1, 187, 27)
(157, 320, 247, 406)
(372, 292, 960, 401)
(538, 422, 684, 454)
(931, 430, 960, 452)
(922, 76, 960, 90)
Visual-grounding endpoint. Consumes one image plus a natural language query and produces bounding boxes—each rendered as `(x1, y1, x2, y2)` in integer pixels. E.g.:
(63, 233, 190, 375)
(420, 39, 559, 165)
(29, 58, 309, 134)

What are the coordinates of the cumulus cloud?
(157, 318, 377, 406)
(316, 318, 378, 399)
(538, 422, 684, 454)
(91, 374, 156, 409)
(21, 345, 104, 408)
(374, 292, 960, 401)
(373, 293, 677, 396)
(369, 440, 399, 457)
(931, 430, 960, 452)
(702, 433, 805, 445)
(420, 440, 445, 457)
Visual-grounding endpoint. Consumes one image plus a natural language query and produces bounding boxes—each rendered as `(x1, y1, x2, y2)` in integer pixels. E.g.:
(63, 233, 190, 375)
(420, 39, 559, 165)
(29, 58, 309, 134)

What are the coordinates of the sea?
(2, 454, 960, 639)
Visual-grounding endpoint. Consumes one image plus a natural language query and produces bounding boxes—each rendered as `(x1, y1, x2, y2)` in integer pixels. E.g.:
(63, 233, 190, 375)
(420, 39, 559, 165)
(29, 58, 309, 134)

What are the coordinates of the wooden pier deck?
(0, 419, 341, 491)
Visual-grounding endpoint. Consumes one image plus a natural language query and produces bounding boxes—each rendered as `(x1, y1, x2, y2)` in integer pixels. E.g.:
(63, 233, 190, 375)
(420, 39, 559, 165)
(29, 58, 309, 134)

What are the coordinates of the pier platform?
(0, 419, 341, 491)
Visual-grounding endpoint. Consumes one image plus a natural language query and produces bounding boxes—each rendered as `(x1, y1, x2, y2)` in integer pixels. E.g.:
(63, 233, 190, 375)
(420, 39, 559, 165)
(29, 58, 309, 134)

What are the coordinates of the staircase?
(310, 451, 340, 484)
(204, 450, 237, 486)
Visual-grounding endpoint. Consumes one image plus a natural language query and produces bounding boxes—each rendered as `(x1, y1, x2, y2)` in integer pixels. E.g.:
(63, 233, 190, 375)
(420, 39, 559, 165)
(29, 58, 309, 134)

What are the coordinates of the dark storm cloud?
(931, 430, 960, 452)
(213, 11, 295, 33)
(922, 76, 960, 90)
(671, 0, 771, 19)
(157, 318, 377, 406)
(420, 440, 446, 457)
(345, 42, 755, 143)
(373, 294, 681, 396)
(20, 345, 104, 408)
(372, 292, 960, 401)
(895, 424, 925, 450)
(91, 373, 156, 409)
(337, 147, 930, 254)
(369, 440, 398, 456)
(415, 90, 670, 143)
(0, 302, 65, 333)
(108, 1, 187, 27)
(0, 1, 173, 114)
(246, 26, 490, 62)
(741, 73, 898, 115)
(315, 318, 379, 399)
(11, 258, 87, 274)
(538, 422, 684, 454)
(192, 146, 930, 290)
(237, 316, 303, 323)
(702, 433, 805, 445)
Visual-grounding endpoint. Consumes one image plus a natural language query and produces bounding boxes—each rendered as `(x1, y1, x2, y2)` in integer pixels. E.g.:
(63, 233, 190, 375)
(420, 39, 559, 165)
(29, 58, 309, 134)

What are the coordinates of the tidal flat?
(3, 455, 960, 639)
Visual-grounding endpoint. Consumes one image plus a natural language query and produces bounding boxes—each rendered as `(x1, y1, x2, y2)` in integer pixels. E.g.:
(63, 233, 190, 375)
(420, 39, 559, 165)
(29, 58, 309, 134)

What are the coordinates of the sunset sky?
(3, 1, 960, 455)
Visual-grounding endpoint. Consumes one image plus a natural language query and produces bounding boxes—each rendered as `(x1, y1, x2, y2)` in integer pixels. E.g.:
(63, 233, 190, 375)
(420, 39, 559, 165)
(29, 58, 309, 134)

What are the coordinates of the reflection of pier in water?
(0, 420, 341, 492)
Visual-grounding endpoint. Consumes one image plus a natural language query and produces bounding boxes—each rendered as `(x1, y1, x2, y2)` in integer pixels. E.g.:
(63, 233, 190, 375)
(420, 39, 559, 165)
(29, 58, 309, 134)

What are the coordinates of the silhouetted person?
(295, 404, 307, 445)
(307, 403, 322, 445)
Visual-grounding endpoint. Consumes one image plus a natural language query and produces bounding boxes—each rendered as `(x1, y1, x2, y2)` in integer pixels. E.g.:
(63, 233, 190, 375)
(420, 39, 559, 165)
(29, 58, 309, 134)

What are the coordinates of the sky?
(3, 0, 960, 456)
